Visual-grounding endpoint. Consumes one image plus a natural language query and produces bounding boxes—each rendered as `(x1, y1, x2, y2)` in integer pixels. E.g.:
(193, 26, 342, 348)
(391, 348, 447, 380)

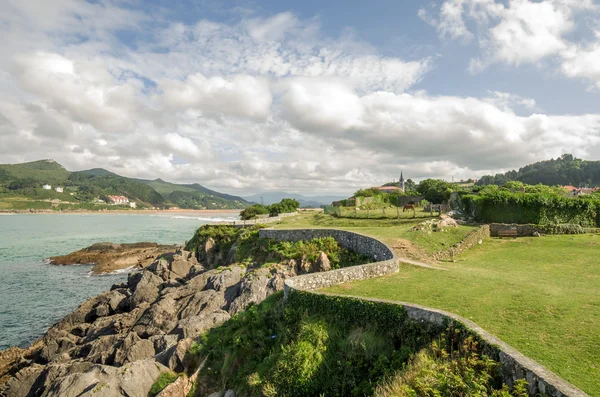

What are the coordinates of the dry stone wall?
(490, 223, 537, 237)
(432, 225, 490, 261)
(266, 228, 588, 397)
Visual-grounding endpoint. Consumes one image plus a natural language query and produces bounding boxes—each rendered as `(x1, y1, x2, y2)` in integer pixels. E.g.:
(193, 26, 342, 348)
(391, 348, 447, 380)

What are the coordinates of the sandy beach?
(0, 208, 242, 215)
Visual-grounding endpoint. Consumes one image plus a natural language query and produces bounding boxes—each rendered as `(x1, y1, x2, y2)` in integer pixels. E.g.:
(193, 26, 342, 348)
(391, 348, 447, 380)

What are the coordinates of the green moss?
(149, 372, 180, 397)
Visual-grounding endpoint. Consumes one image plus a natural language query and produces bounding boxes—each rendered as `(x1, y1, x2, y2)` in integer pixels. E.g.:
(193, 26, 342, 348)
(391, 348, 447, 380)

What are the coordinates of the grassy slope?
(0, 160, 70, 185)
(323, 235, 600, 396)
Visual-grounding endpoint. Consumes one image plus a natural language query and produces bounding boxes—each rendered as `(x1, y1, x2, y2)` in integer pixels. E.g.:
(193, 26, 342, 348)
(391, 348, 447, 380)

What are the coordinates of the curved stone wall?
(263, 228, 588, 397)
(258, 228, 399, 292)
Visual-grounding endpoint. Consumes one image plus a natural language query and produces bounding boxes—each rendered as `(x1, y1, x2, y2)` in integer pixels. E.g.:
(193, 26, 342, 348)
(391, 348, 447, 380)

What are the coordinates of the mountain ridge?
(0, 160, 249, 210)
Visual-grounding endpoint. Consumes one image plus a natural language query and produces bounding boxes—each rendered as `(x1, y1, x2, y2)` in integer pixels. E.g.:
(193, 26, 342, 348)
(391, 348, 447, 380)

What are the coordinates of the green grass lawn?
(277, 212, 476, 255)
(323, 235, 600, 396)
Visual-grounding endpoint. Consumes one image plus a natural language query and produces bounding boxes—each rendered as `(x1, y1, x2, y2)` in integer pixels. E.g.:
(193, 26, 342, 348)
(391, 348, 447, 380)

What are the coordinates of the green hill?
(477, 154, 600, 187)
(0, 159, 70, 187)
(0, 160, 248, 210)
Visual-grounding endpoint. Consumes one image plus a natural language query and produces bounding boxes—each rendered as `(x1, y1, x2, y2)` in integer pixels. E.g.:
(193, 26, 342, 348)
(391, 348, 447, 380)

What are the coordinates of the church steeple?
(399, 171, 405, 192)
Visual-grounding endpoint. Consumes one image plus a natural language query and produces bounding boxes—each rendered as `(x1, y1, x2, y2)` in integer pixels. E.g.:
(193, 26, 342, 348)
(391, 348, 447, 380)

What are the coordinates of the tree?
(240, 204, 269, 220)
(405, 179, 417, 192)
(268, 198, 300, 216)
(416, 179, 456, 204)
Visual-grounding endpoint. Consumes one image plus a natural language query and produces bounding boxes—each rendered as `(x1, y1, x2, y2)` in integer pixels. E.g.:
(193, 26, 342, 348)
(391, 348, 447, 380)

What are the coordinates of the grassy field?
(276, 211, 476, 256)
(323, 234, 600, 396)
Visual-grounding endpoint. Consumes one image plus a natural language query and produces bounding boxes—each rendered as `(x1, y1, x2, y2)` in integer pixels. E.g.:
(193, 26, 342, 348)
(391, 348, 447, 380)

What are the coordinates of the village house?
(107, 195, 130, 205)
(55, 187, 63, 193)
(129, 202, 137, 209)
(43, 184, 51, 190)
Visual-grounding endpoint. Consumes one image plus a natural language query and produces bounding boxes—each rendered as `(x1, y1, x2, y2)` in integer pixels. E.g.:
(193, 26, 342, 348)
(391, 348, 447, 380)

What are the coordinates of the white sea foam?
(89, 265, 136, 277)
(170, 215, 238, 222)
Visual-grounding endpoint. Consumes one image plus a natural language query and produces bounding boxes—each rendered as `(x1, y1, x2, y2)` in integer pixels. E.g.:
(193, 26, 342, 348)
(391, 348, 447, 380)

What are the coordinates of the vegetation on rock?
(185, 225, 374, 269)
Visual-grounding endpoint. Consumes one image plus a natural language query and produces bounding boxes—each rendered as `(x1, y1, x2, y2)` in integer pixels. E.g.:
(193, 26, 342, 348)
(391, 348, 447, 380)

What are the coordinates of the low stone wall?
(432, 225, 490, 261)
(258, 229, 399, 292)
(259, 229, 394, 261)
(490, 223, 537, 237)
(272, 227, 588, 397)
(217, 212, 298, 227)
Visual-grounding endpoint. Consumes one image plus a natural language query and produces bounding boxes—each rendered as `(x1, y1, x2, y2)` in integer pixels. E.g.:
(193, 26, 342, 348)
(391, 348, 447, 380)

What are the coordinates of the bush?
(462, 189, 600, 226)
(193, 293, 525, 397)
(240, 204, 269, 220)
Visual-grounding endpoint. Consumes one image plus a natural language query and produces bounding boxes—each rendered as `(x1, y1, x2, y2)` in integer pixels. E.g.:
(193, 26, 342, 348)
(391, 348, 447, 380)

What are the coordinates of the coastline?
(0, 208, 242, 215)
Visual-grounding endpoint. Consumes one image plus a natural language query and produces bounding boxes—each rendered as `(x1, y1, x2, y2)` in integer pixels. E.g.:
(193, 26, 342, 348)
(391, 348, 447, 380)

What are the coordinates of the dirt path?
(391, 238, 448, 271)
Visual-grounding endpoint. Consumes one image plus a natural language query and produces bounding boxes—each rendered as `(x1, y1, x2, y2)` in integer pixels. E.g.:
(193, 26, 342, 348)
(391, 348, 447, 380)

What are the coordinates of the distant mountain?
(244, 192, 346, 207)
(477, 154, 600, 187)
(0, 160, 249, 210)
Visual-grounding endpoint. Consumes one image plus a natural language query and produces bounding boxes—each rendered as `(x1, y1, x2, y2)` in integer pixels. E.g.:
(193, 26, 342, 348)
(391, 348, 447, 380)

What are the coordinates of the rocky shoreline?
(0, 237, 332, 397)
(48, 242, 179, 275)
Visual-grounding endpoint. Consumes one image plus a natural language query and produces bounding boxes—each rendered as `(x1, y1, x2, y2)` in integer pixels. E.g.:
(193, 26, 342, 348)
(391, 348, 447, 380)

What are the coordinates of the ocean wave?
(88, 266, 136, 277)
(169, 216, 239, 222)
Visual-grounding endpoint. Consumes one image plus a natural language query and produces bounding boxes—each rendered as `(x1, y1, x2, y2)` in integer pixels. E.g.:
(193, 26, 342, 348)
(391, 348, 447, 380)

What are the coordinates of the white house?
(107, 195, 129, 205)
(55, 187, 63, 193)
(43, 184, 51, 190)
(129, 202, 137, 209)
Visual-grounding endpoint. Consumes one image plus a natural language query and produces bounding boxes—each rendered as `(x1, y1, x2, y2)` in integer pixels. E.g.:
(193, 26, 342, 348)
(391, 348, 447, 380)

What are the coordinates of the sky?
(1, 0, 600, 197)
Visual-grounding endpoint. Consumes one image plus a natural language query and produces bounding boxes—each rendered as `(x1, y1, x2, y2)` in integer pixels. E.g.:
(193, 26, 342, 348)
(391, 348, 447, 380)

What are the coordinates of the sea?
(0, 212, 238, 350)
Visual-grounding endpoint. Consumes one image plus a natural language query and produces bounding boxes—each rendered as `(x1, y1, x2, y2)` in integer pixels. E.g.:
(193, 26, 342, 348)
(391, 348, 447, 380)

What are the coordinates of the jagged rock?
(179, 290, 227, 319)
(204, 266, 245, 303)
(2, 364, 44, 397)
(132, 295, 180, 338)
(175, 310, 231, 339)
(147, 259, 171, 280)
(40, 330, 78, 362)
(129, 271, 163, 307)
(113, 334, 155, 366)
(170, 254, 193, 278)
(188, 264, 206, 278)
(83, 335, 122, 365)
(204, 237, 216, 267)
(299, 255, 312, 274)
(155, 338, 193, 372)
(314, 252, 331, 272)
(149, 334, 179, 353)
(95, 304, 110, 318)
(42, 359, 168, 397)
(228, 270, 271, 316)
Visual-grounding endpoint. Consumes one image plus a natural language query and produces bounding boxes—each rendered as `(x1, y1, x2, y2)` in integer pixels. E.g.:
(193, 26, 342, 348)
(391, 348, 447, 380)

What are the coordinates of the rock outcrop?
(0, 245, 334, 397)
(48, 242, 180, 275)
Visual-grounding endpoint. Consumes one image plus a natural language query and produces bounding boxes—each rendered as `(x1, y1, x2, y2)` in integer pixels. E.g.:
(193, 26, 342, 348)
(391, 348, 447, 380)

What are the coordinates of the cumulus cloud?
(422, 0, 600, 80)
(1, 1, 600, 195)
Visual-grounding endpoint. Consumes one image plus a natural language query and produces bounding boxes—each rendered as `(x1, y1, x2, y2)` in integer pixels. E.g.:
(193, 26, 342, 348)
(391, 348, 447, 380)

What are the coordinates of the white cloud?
(423, 0, 600, 77)
(1, 1, 600, 195)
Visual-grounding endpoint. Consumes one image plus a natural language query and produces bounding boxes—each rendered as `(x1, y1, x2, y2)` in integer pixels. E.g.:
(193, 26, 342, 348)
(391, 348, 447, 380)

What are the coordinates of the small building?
(55, 187, 63, 193)
(107, 195, 130, 205)
(43, 184, 51, 190)
(129, 202, 137, 209)
(376, 186, 401, 192)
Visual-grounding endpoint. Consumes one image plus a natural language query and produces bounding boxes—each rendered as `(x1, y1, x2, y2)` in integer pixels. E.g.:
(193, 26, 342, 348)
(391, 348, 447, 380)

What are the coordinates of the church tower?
(399, 171, 405, 192)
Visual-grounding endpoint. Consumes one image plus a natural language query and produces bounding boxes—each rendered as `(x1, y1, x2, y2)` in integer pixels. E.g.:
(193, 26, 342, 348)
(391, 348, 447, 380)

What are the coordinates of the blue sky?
(1, 0, 600, 195)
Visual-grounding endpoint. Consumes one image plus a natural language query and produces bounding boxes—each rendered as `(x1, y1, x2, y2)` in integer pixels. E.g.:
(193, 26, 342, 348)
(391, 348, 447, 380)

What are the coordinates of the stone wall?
(432, 225, 490, 261)
(217, 212, 298, 227)
(490, 223, 537, 237)
(259, 229, 394, 261)
(271, 227, 588, 397)
(258, 229, 399, 292)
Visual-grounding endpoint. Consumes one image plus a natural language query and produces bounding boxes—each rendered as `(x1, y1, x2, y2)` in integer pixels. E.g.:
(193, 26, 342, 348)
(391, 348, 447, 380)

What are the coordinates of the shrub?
(416, 179, 456, 204)
(240, 204, 269, 220)
(462, 189, 600, 226)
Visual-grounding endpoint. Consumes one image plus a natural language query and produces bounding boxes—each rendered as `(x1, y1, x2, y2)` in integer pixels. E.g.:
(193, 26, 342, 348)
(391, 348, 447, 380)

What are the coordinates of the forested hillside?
(0, 160, 249, 210)
(477, 154, 600, 186)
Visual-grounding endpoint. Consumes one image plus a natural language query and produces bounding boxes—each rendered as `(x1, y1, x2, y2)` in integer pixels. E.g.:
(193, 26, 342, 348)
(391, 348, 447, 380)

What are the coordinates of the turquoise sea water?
(0, 212, 238, 350)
